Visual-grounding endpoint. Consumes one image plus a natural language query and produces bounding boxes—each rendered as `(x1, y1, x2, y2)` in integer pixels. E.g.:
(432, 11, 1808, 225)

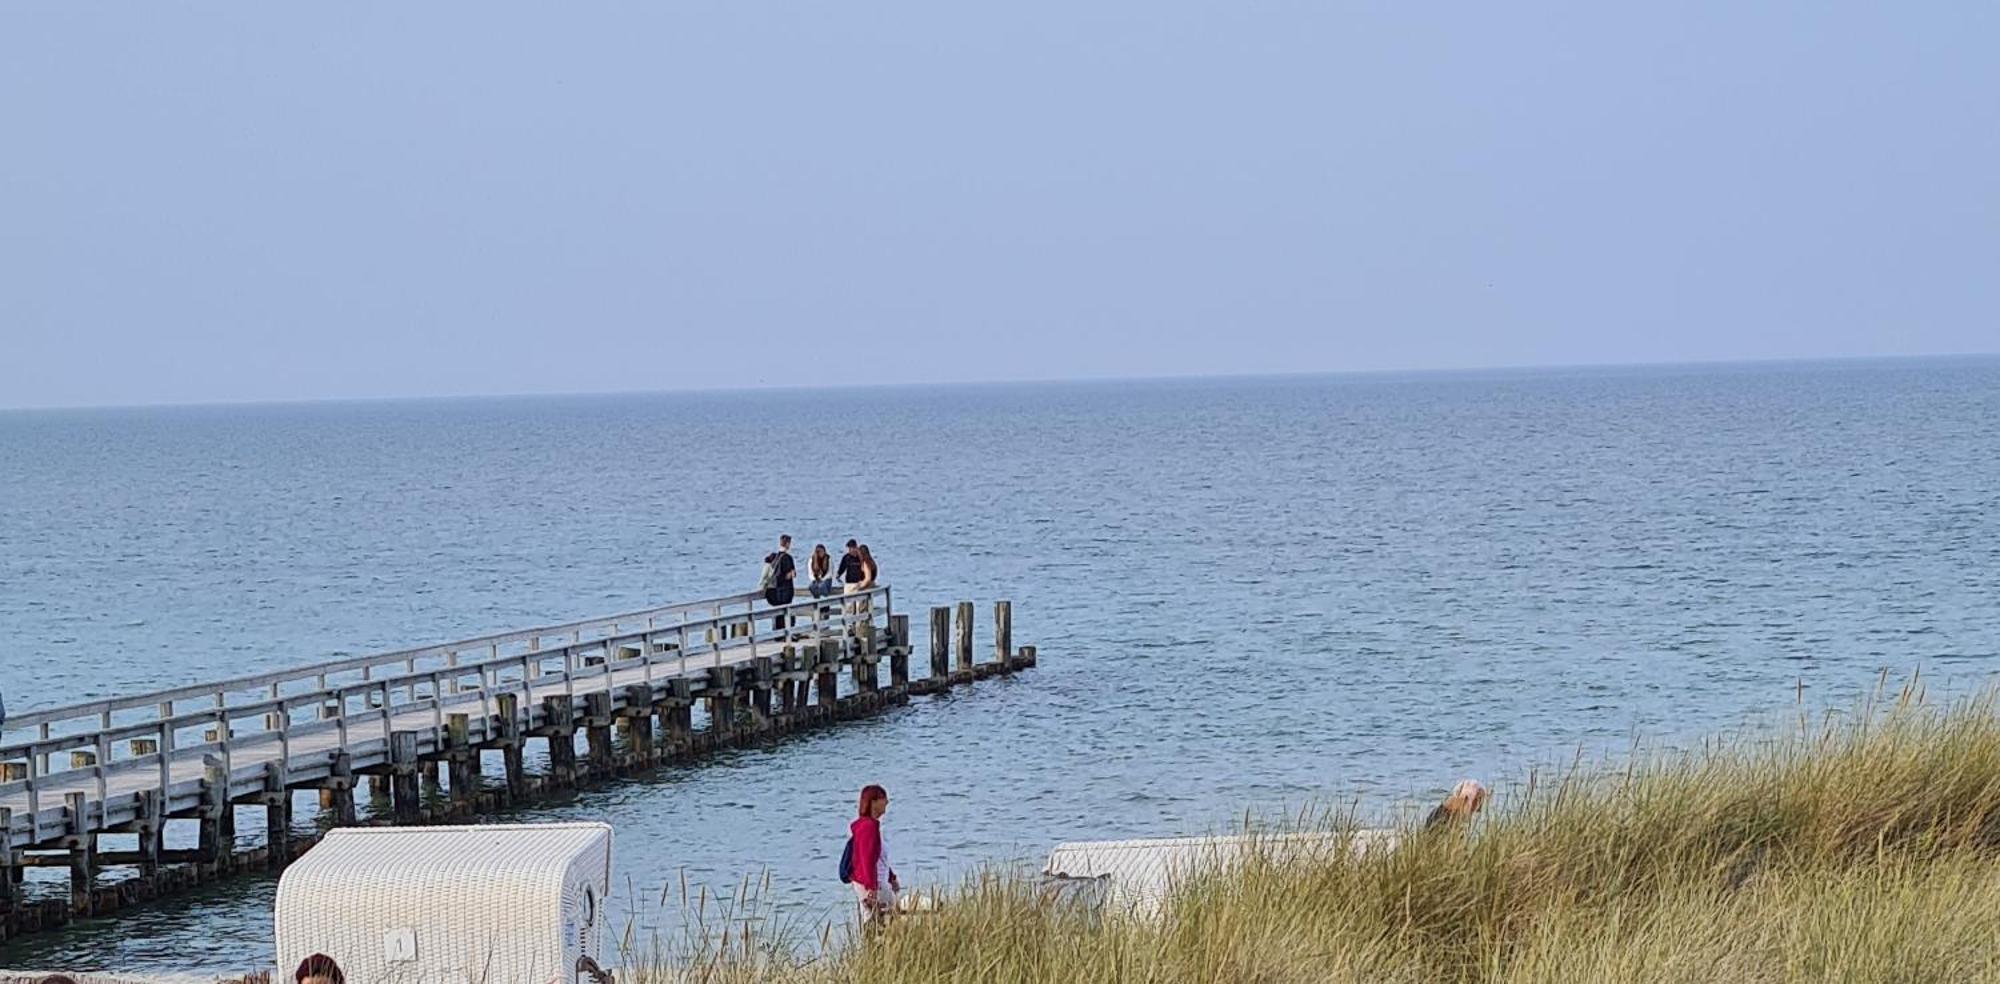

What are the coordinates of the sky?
(2, 3, 1995, 409)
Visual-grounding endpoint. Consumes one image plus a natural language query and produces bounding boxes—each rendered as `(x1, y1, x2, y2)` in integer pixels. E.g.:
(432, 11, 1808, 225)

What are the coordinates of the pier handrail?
(1, 584, 889, 740)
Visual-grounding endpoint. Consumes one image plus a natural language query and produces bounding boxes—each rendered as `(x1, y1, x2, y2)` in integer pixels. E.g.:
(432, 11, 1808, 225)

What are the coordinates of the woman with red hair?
(850, 783, 900, 923)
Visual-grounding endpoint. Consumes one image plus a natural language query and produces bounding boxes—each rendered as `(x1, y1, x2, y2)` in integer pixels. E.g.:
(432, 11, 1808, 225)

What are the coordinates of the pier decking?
(0, 585, 1035, 942)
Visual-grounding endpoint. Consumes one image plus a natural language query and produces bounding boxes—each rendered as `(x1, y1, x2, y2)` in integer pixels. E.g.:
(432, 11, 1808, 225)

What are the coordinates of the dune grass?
(650, 676, 2000, 984)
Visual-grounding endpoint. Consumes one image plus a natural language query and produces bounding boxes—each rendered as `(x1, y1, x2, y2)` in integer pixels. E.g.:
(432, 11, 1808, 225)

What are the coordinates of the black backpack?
(838, 836, 855, 884)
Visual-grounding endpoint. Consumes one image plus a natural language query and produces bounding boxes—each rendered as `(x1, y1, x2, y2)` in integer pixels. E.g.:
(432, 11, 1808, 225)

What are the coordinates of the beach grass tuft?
(686, 678, 2000, 983)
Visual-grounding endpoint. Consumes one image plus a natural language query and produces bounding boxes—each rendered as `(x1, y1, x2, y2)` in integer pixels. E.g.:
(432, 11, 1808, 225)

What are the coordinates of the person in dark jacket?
(765, 534, 797, 633)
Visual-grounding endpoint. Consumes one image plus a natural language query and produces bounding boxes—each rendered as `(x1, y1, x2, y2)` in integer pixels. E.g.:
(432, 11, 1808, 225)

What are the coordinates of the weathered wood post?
(0, 806, 15, 917)
(388, 731, 422, 824)
(314, 700, 343, 809)
(853, 622, 878, 696)
(954, 601, 976, 682)
(261, 762, 290, 868)
(445, 713, 477, 811)
(749, 658, 775, 734)
(706, 667, 737, 744)
(367, 772, 392, 808)
(994, 601, 1013, 672)
(323, 751, 357, 826)
(889, 637, 910, 691)
(929, 607, 951, 681)
(776, 644, 802, 719)
(541, 697, 578, 788)
(494, 692, 526, 800)
(64, 791, 93, 914)
(890, 613, 910, 654)
(583, 692, 616, 777)
(620, 685, 656, 764)
(129, 790, 163, 880)
(815, 637, 842, 718)
(663, 678, 694, 755)
(198, 756, 229, 876)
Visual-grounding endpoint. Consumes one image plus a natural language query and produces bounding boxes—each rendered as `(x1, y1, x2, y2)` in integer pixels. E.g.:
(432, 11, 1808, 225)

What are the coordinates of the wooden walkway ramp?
(0, 585, 1035, 942)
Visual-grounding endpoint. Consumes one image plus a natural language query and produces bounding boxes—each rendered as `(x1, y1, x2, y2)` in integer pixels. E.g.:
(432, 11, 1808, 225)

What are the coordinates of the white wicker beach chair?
(275, 822, 613, 984)
(1041, 829, 1398, 920)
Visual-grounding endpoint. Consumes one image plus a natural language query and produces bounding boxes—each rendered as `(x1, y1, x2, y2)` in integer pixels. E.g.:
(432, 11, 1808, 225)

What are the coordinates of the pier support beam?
(64, 792, 93, 915)
(1, 807, 16, 917)
(262, 763, 291, 868)
(930, 607, 951, 681)
(994, 601, 1013, 674)
(0, 807, 16, 920)
(620, 685, 656, 764)
(389, 731, 422, 824)
(748, 658, 774, 735)
(953, 602, 976, 683)
(583, 692, 616, 776)
(658, 678, 693, 757)
(815, 639, 842, 718)
(706, 666, 737, 743)
(495, 693, 526, 800)
(321, 751, 357, 827)
(445, 713, 478, 811)
(198, 758, 228, 874)
(541, 698, 578, 788)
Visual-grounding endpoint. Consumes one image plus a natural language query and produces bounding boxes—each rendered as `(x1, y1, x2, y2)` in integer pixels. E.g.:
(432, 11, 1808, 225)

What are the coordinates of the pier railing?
(0, 585, 892, 845)
(1, 583, 1039, 941)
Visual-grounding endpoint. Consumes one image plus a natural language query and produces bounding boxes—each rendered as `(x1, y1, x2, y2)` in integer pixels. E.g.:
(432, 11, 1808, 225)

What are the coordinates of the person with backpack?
(763, 534, 797, 634)
(841, 783, 900, 925)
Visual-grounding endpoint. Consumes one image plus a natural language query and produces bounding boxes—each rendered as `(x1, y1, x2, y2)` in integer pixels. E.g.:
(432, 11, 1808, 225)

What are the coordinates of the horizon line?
(4, 350, 1996, 415)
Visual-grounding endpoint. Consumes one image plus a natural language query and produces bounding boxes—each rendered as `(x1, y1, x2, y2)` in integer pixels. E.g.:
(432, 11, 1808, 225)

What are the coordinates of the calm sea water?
(3, 359, 1998, 973)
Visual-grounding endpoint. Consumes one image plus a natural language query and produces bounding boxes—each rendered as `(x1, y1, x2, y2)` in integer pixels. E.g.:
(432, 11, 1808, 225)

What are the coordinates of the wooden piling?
(198, 757, 228, 874)
(889, 643, 910, 690)
(130, 790, 163, 879)
(583, 692, 616, 776)
(64, 791, 93, 914)
(930, 607, 951, 680)
(388, 731, 421, 824)
(0, 806, 15, 916)
(706, 666, 737, 742)
(994, 601, 1013, 671)
(620, 685, 655, 763)
(815, 638, 842, 718)
(323, 751, 357, 826)
(542, 698, 578, 788)
(954, 602, 976, 682)
(445, 712, 477, 807)
(749, 658, 774, 735)
(262, 762, 290, 868)
(494, 692, 526, 799)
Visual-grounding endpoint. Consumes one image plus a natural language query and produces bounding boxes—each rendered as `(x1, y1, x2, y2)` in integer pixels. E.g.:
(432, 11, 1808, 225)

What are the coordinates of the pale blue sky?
(3, 3, 1995, 409)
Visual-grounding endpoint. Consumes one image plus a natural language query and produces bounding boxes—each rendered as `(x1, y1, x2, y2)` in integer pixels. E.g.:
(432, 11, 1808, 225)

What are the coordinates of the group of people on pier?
(761, 534, 879, 630)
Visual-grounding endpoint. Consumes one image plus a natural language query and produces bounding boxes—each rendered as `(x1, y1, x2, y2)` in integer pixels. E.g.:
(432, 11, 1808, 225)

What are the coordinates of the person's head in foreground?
(295, 953, 344, 984)
(859, 783, 890, 818)
(1424, 779, 1489, 830)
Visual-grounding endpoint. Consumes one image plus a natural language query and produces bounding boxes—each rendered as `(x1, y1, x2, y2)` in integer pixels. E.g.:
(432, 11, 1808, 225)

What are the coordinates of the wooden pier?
(0, 585, 1036, 942)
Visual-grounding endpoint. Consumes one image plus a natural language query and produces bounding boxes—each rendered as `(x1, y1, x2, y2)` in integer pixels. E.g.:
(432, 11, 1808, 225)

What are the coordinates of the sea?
(1, 357, 1997, 973)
